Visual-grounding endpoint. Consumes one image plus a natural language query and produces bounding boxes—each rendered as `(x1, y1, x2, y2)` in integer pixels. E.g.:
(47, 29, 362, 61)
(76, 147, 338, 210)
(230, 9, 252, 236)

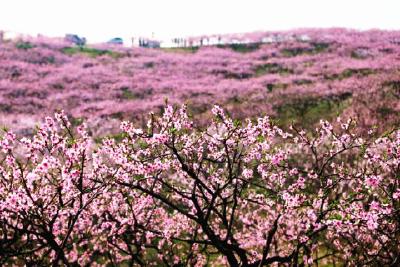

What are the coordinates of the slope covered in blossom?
(0, 28, 399, 137)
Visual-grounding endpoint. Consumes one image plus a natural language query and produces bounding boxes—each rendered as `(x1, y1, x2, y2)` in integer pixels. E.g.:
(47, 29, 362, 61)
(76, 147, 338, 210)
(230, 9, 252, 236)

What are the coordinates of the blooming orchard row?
(1, 106, 399, 266)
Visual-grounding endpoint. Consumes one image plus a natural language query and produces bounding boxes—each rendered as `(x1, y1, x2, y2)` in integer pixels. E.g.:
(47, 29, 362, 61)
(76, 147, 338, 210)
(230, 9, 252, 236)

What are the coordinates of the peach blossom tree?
(0, 106, 399, 266)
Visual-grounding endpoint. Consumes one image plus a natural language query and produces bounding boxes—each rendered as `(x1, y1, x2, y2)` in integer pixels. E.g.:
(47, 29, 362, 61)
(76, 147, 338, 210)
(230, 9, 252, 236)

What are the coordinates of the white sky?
(0, 0, 399, 43)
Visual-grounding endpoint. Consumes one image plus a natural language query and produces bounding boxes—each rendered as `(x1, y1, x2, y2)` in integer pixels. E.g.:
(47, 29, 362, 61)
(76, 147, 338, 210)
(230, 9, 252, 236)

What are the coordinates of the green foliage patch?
(265, 83, 289, 92)
(324, 68, 376, 80)
(161, 47, 199, 53)
(217, 43, 261, 53)
(274, 93, 352, 128)
(15, 41, 35, 50)
(61, 46, 125, 58)
(254, 63, 293, 76)
(281, 42, 330, 57)
(120, 87, 136, 100)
